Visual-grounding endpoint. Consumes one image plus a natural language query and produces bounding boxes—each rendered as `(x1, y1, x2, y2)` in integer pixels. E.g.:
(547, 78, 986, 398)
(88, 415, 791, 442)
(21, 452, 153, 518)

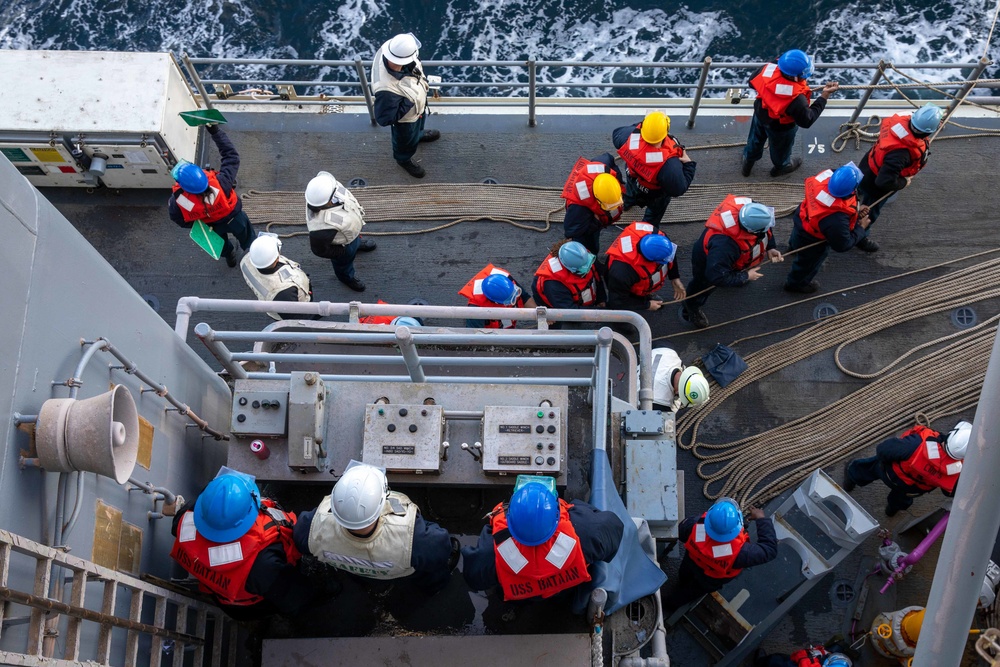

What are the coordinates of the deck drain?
(481, 177, 500, 185)
(142, 294, 160, 312)
(813, 303, 839, 320)
(952, 307, 977, 329)
(348, 177, 367, 188)
(830, 579, 855, 607)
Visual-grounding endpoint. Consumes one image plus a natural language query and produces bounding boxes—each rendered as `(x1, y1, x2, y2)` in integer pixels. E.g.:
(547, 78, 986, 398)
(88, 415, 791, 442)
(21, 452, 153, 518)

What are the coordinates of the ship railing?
(0, 529, 235, 667)
(180, 52, 993, 129)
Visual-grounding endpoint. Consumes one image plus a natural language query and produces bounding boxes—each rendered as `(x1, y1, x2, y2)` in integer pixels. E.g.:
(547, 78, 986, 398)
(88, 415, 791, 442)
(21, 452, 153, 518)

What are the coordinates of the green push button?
(537, 411, 544, 418)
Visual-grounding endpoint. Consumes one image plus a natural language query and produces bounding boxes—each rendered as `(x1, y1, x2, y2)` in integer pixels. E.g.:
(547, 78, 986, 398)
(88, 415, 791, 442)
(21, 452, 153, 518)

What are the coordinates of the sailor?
(784, 163, 870, 294)
(682, 197, 782, 329)
(371, 32, 440, 178)
(359, 307, 423, 328)
(169, 472, 320, 619)
(240, 234, 315, 320)
(742, 50, 840, 178)
(304, 171, 377, 293)
(844, 421, 970, 517)
(293, 462, 460, 594)
(663, 499, 778, 612)
(649, 347, 711, 412)
(458, 265, 536, 329)
(531, 241, 606, 323)
(560, 154, 625, 255)
(168, 124, 257, 267)
(461, 479, 624, 602)
(855, 103, 944, 252)
(756, 647, 853, 667)
(611, 112, 696, 230)
(605, 222, 685, 312)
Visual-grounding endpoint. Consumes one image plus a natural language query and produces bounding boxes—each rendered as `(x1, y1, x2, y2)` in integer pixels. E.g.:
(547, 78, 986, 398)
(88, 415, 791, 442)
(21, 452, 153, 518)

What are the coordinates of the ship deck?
(42, 104, 1000, 664)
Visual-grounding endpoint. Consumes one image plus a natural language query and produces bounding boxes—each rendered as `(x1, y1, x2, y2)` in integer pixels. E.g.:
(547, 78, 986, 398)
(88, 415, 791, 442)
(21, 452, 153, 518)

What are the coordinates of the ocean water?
(1, 0, 997, 97)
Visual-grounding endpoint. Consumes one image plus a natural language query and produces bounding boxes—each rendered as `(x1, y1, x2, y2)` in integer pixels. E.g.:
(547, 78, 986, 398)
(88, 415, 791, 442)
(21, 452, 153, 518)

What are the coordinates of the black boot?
(770, 157, 803, 177)
(398, 160, 425, 178)
(855, 236, 880, 253)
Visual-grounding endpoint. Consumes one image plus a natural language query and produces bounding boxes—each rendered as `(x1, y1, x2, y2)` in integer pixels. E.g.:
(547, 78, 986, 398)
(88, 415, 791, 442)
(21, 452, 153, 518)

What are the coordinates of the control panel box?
(287, 372, 328, 471)
(362, 404, 444, 473)
(230, 388, 289, 437)
(481, 406, 564, 474)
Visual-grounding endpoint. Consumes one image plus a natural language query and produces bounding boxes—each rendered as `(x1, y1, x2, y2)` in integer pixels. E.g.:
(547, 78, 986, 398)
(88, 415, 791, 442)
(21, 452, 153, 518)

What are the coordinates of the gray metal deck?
(41, 106, 1000, 664)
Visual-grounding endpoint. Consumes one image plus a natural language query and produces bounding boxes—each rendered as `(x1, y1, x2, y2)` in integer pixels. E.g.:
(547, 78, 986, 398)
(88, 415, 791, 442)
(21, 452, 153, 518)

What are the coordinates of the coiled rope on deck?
(674, 255, 1000, 506)
(241, 182, 806, 237)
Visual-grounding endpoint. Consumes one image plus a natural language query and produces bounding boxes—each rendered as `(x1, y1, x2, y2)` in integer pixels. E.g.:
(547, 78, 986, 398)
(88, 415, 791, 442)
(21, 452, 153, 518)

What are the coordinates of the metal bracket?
(213, 83, 234, 100)
(622, 409, 665, 436)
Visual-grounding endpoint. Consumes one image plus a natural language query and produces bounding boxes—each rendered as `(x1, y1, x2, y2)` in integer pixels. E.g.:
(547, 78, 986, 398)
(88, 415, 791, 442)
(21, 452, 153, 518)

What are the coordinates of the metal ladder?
(0, 529, 237, 666)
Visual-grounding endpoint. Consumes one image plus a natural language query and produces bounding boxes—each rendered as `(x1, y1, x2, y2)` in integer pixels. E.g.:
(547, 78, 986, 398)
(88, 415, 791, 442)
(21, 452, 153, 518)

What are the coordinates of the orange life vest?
(561, 157, 624, 223)
(616, 126, 684, 190)
(702, 195, 770, 271)
(533, 254, 600, 308)
(490, 499, 592, 601)
(169, 499, 300, 606)
(789, 647, 828, 667)
(171, 171, 240, 224)
(750, 63, 813, 125)
(798, 169, 859, 240)
(458, 264, 524, 329)
(890, 425, 963, 494)
(684, 514, 749, 580)
(605, 222, 670, 297)
(359, 299, 394, 325)
(867, 114, 929, 179)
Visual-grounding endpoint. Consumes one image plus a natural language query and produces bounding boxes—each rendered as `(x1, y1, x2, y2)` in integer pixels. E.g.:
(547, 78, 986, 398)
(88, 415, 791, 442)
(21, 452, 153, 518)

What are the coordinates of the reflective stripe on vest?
(683, 515, 749, 580)
(867, 114, 928, 179)
(169, 499, 300, 606)
(605, 222, 669, 296)
(490, 499, 592, 601)
(798, 170, 859, 239)
(616, 126, 683, 190)
(533, 255, 599, 307)
(171, 171, 239, 224)
(749, 63, 813, 125)
(890, 425, 963, 493)
(458, 264, 522, 328)
(561, 157, 623, 222)
(702, 195, 769, 271)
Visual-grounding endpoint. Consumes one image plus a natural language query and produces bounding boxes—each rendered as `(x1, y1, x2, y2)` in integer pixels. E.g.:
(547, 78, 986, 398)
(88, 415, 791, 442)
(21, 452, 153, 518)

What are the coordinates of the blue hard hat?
(777, 49, 813, 79)
(704, 498, 744, 543)
(822, 654, 852, 667)
(910, 103, 943, 135)
(482, 274, 520, 306)
(392, 316, 423, 327)
(738, 202, 775, 233)
(193, 474, 260, 543)
(827, 162, 863, 198)
(558, 241, 596, 276)
(638, 234, 677, 264)
(506, 483, 560, 547)
(172, 162, 209, 194)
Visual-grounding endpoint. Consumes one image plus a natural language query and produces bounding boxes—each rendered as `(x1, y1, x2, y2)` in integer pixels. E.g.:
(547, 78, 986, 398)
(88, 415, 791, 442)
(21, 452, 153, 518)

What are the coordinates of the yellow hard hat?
(641, 112, 669, 144)
(593, 173, 623, 210)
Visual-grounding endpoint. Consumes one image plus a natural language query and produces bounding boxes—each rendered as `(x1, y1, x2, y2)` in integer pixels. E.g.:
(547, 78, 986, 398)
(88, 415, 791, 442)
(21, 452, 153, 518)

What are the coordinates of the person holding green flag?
(169, 125, 257, 267)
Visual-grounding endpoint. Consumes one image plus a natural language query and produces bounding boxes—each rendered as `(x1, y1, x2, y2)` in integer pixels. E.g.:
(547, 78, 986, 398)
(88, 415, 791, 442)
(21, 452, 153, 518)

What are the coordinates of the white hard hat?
(678, 366, 710, 407)
(944, 420, 973, 460)
(384, 33, 421, 66)
(305, 171, 339, 207)
(331, 463, 389, 530)
(248, 235, 281, 269)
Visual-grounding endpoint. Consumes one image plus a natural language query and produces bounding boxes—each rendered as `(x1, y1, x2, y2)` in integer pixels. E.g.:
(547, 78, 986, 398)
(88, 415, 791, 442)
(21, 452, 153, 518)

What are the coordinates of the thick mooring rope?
(674, 256, 1000, 505)
(241, 182, 806, 236)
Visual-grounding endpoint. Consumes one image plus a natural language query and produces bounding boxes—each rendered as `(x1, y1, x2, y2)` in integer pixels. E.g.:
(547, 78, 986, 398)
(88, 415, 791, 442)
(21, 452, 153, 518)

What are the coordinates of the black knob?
(271, 400, 280, 409)
(236, 414, 246, 423)
(238, 397, 247, 406)
(547, 425, 556, 434)
(252, 400, 260, 409)
(548, 443, 555, 450)
(421, 409, 427, 417)
(409, 424, 418, 433)
(399, 408, 408, 417)
(535, 425, 544, 434)
(387, 424, 396, 433)
(547, 457, 556, 466)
